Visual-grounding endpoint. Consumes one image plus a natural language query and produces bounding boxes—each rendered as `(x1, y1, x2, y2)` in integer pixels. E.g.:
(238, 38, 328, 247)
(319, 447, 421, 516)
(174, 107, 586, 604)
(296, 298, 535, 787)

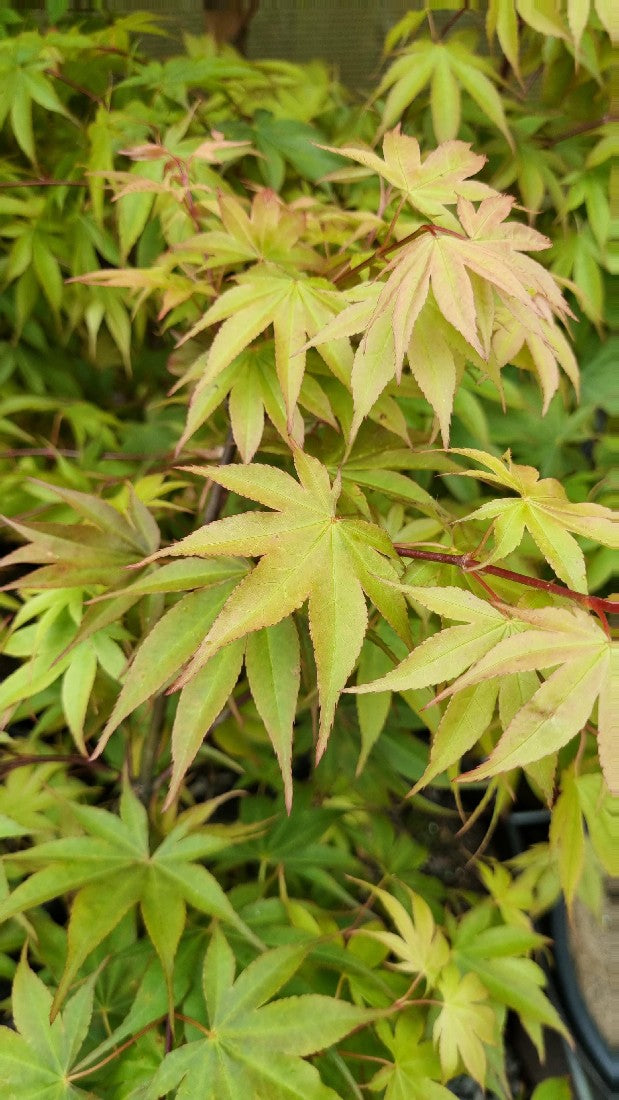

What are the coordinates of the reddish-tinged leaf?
(461, 652, 609, 781)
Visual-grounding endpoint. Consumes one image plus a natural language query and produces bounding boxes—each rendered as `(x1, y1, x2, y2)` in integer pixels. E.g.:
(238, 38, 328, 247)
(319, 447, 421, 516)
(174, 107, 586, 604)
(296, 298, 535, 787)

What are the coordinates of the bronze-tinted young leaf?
(435, 606, 615, 789)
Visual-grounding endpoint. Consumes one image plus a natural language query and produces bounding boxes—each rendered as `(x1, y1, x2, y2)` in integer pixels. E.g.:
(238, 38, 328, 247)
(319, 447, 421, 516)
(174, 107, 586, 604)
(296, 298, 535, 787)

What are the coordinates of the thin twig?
(332, 222, 466, 287)
(544, 115, 613, 146)
(69, 1016, 167, 1081)
(439, 2, 469, 40)
(45, 67, 104, 106)
(0, 752, 118, 776)
(0, 178, 87, 189)
(393, 545, 619, 616)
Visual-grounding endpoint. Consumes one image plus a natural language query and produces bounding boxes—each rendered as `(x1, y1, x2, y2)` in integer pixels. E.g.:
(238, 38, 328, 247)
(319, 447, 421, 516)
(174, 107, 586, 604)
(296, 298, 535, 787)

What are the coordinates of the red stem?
(393, 546, 619, 615)
(45, 67, 104, 106)
(332, 222, 465, 286)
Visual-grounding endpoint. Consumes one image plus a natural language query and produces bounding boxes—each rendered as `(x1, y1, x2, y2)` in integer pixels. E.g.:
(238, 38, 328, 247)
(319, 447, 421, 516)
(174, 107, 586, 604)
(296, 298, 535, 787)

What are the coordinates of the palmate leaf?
(179, 188, 321, 274)
(433, 967, 495, 1083)
(137, 452, 407, 763)
(177, 341, 336, 461)
(486, 0, 609, 76)
(91, 567, 247, 760)
(331, 131, 494, 224)
(369, 1011, 452, 1100)
(450, 904, 569, 1056)
(0, 954, 96, 1098)
(148, 929, 373, 1100)
(358, 881, 450, 986)
(177, 268, 351, 434)
(351, 586, 524, 701)
(310, 163, 573, 444)
(453, 449, 618, 591)
(0, 779, 261, 1018)
(433, 604, 615, 792)
(375, 37, 512, 145)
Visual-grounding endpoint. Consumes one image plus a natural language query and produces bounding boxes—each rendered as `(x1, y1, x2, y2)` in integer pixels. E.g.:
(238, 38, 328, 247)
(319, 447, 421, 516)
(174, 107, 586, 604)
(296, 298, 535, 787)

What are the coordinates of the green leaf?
(253, 111, 345, 185)
(531, 1081, 572, 1100)
(246, 619, 300, 812)
(430, 49, 461, 143)
(0, 954, 95, 1096)
(549, 767, 585, 909)
(148, 454, 392, 760)
(356, 638, 394, 773)
(94, 581, 238, 758)
(412, 680, 499, 793)
(352, 586, 511, 696)
(148, 933, 372, 1099)
(0, 779, 260, 1017)
(52, 869, 145, 1016)
(433, 967, 495, 1082)
(166, 638, 245, 808)
(229, 367, 265, 463)
(117, 160, 163, 258)
(140, 869, 186, 1017)
(62, 642, 98, 754)
(369, 1010, 452, 1099)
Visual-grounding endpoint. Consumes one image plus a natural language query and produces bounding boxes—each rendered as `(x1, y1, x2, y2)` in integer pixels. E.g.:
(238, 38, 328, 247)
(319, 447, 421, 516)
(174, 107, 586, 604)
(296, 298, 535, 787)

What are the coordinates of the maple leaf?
(358, 880, 450, 986)
(351, 585, 522, 701)
(0, 779, 262, 1019)
(486, 0, 604, 78)
(311, 164, 573, 445)
(0, 954, 97, 1098)
(452, 448, 618, 591)
(147, 928, 373, 1100)
(490, 302, 579, 412)
(175, 341, 336, 461)
(433, 966, 495, 1083)
(350, 585, 561, 792)
(114, 452, 407, 766)
(369, 1011, 453, 1100)
(549, 765, 586, 910)
(375, 37, 513, 146)
(432, 604, 615, 792)
(177, 268, 351, 434)
(175, 188, 321, 274)
(331, 130, 494, 224)
(450, 902, 569, 1055)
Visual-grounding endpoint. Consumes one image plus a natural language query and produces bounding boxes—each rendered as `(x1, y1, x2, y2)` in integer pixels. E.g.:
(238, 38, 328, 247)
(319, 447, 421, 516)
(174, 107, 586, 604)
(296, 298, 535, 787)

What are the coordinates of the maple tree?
(0, 4, 614, 1098)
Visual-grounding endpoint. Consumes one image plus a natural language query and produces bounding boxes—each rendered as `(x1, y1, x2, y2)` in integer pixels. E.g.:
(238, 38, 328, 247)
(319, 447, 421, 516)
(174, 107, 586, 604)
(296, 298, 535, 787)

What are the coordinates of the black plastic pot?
(504, 810, 618, 1100)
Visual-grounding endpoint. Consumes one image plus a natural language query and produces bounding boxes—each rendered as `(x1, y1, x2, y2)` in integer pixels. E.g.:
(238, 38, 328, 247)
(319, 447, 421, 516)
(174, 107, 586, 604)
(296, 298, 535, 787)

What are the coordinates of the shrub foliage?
(0, 4, 615, 1097)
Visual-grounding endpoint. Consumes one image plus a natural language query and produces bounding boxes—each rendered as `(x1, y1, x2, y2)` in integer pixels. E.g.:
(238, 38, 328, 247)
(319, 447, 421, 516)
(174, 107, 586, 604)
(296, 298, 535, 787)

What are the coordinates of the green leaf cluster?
(0, 5, 614, 1098)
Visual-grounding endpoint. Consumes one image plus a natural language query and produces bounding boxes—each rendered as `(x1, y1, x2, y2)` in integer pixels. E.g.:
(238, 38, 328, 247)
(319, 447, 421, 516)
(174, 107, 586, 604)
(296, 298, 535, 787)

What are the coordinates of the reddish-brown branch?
(544, 114, 614, 146)
(0, 752, 118, 776)
(69, 1009, 209, 1081)
(45, 67, 104, 106)
(439, 2, 469, 40)
(69, 1017, 167, 1081)
(393, 545, 619, 615)
(332, 222, 466, 286)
